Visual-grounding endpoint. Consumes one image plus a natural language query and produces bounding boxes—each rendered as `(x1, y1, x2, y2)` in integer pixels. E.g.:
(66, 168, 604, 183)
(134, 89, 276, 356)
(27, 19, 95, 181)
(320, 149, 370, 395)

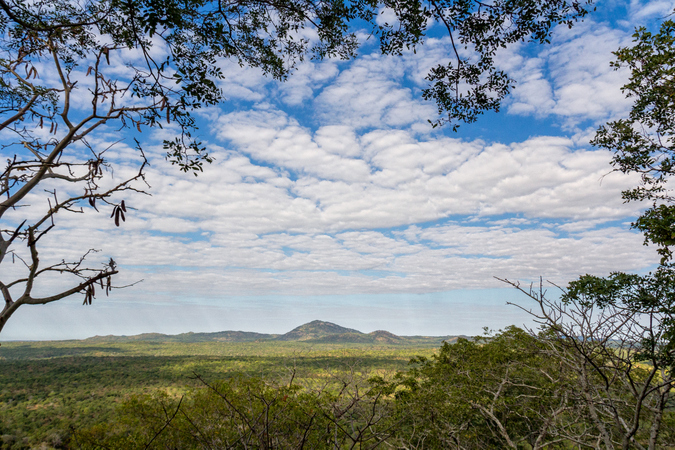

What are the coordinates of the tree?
(389, 326, 580, 449)
(495, 15, 675, 449)
(75, 369, 396, 449)
(0, 0, 361, 333)
(0, 0, 594, 333)
(592, 18, 675, 263)
(502, 277, 674, 450)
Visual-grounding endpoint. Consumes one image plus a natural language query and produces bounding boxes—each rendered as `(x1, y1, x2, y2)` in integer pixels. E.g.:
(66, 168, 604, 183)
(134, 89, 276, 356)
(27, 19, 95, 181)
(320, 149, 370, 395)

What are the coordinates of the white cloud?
(502, 20, 634, 126)
(313, 53, 436, 129)
(278, 61, 340, 106)
(629, 0, 675, 20)
(4, 118, 650, 303)
(217, 60, 269, 102)
(376, 7, 400, 27)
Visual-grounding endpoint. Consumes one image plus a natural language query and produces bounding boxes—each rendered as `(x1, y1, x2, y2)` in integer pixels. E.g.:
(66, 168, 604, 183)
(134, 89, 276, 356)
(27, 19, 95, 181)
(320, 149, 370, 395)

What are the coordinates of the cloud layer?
(0, 4, 664, 338)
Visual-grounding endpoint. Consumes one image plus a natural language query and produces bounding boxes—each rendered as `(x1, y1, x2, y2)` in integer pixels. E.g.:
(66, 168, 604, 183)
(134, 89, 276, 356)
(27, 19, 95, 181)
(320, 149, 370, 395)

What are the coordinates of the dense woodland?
(1, 321, 674, 449)
(0, 326, 444, 449)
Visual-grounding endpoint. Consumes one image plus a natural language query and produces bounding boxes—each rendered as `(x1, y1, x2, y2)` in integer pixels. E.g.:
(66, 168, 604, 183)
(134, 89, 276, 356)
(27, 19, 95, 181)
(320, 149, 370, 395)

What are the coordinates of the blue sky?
(1, 0, 672, 340)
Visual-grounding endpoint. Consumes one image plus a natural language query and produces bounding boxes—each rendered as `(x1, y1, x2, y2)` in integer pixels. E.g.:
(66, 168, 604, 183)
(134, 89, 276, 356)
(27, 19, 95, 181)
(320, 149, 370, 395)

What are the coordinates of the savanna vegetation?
(2, 324, 673, 449)
(78, 330, 674, 449)
(2, 0, 675, 448)
(0, 335, 443, 449)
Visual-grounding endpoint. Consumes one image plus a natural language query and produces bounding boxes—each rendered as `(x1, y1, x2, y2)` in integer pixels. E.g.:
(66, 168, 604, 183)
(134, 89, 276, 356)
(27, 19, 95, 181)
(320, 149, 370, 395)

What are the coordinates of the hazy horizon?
(1, 288, 539, 340)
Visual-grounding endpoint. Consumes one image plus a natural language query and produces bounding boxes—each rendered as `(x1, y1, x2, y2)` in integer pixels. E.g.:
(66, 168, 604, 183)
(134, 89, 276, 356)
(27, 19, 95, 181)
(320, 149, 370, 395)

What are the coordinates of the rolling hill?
(82, 320, 460, 345)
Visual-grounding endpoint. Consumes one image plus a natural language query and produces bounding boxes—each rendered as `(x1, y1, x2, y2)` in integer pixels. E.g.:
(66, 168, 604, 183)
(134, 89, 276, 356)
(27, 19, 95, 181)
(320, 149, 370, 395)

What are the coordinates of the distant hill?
(370, 330, 405, 344)
(83, 320, 460, 346)
(86, 330, 277, 343)
(276, 320, 362, 341)
(309, 330, 404, 344)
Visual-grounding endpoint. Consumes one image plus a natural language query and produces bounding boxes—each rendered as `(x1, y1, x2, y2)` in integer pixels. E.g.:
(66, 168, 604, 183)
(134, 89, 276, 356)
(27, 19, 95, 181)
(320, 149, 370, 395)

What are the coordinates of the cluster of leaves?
(565, 267, 675, 368)
(422, 0, 594, 128)
(389, 327, 574, 449)
(0, 0, 372, 173)
(592, 19, 675, 263)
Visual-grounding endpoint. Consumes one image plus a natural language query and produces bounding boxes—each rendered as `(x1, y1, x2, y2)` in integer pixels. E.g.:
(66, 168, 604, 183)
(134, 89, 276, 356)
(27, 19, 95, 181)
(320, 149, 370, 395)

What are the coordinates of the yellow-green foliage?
(0, 340, 436, 449)
(2, 333, 673, 449)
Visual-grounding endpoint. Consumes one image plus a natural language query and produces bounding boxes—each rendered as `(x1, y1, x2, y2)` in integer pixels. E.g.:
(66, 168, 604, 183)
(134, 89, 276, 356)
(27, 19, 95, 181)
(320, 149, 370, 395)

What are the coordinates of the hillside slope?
(275, 320, 362, 341)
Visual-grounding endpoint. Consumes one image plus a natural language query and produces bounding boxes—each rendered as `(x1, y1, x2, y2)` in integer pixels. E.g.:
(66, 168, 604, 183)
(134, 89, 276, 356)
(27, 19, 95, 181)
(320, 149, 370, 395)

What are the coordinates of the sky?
(1, 0, 672, 340)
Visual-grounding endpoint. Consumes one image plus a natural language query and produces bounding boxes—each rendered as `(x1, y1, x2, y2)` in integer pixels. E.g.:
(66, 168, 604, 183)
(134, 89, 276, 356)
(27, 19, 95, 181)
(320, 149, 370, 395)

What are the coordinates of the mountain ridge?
(83, 320, 460, 345)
